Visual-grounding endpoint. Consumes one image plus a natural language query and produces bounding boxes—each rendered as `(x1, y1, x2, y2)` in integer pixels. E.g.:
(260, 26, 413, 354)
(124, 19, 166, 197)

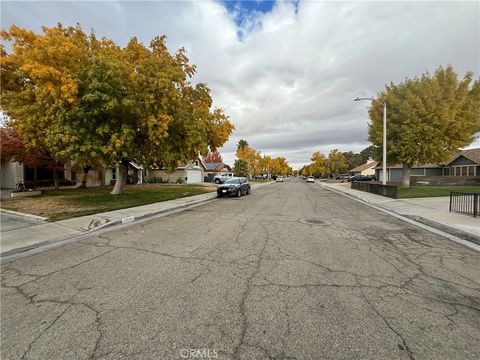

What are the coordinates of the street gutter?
(319, 182, 480, 253)
(0, 181, 275, 262)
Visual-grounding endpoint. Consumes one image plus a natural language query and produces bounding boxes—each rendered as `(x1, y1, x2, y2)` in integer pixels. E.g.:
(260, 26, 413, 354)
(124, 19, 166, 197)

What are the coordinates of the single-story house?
(375, 163, 444, 182)
(1, 156, 207, 188)
(72, 161, 145, 187)
(442, 147, 480, 177)
(374, 148, 480, 184)
(1, 160, 71, 189)
(147, 159, 206, 184)
(0, 159, 143, 189)
(349, 158, 378, 176)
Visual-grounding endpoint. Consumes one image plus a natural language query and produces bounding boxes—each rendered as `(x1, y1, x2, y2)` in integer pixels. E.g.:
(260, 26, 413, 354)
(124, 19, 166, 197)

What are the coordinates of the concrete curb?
(86, 193, 219, 232)
(1, 181, 274, 261)
(0, 195, 219, 262)
(0, 208, 48, 221)
(401, 214, 480, 246)
(74, 181, 272, 233)
(319, 183, 480, 251)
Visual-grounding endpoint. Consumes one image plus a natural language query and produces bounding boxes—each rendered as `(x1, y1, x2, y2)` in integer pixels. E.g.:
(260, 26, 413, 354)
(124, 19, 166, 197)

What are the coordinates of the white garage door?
(186, 169, 202, 184)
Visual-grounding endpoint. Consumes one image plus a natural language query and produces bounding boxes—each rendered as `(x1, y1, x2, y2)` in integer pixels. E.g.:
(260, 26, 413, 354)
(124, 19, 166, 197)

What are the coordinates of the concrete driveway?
(1, 179, 479, 359)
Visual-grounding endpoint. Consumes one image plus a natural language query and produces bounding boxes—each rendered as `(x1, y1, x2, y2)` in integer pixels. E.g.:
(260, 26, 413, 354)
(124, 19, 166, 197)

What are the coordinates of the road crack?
(233, 221, 270, 360)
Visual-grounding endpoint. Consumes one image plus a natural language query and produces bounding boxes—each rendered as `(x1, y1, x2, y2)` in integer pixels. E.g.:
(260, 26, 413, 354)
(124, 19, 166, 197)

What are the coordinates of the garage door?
(186, 169, 202, 184)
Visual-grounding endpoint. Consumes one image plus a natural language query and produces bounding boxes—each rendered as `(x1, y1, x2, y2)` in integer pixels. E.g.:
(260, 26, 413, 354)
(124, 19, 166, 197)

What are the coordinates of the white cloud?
(2, 0, 479, 169)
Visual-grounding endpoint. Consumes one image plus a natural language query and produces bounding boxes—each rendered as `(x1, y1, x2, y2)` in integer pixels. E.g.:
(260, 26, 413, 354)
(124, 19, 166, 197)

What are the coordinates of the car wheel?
(237, 189, 241, 197)
(215, 179, 220, 184)
(247, 187, 251, 195)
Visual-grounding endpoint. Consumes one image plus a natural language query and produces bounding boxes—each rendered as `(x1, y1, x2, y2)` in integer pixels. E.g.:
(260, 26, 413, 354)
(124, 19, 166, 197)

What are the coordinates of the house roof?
(204, 162, 231, 171)
(445, 148, 480, 166)
(374, 163, 443, 169)
(204, 162, 223, 171)
(178, 159, 207, 170)
(152, 158, 206, 171)
(350, 161, 379, 173)
(129, 162, 143, 170)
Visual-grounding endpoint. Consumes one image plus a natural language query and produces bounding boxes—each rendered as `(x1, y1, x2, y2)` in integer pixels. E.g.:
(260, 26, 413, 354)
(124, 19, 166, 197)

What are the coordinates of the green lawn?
(1, 184, 215, 221)
(398, 185, 480, 199)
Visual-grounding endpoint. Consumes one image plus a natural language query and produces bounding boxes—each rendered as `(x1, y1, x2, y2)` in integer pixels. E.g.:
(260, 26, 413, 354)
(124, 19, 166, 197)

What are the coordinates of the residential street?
(1, 179, 479, 360)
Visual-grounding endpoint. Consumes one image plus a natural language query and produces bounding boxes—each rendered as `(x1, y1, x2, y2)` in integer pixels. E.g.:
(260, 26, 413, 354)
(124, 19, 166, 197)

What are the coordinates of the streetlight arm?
(354, 96, 384, 106)
(354, 96, 373, 101)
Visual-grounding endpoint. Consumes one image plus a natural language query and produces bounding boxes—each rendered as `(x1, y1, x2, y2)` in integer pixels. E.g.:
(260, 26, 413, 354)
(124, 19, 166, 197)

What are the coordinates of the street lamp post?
(354, 97, 387, 185)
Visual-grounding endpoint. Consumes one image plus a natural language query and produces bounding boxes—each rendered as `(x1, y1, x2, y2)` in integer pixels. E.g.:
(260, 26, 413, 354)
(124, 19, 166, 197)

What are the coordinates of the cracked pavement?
(1, 179, 479, 359)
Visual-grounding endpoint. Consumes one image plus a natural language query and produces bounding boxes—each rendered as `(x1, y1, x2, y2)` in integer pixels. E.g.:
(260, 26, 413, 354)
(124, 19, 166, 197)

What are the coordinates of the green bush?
(127, 174, 139, 184)
(146, 176, 171, 184)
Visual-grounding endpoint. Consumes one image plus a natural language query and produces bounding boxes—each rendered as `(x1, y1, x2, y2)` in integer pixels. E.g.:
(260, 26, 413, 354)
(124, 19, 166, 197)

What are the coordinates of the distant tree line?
(233, 139, 293, 178)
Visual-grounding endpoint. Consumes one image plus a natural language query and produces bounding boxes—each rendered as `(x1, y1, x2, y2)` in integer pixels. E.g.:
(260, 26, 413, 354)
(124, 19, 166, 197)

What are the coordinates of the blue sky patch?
(222, 1, 276, 19)
(221, 1, 276, 26)
(221, 1, 277, 40)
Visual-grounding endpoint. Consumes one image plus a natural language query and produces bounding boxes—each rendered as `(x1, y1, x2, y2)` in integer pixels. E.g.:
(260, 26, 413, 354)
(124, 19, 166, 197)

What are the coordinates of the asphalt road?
(2, 179, 479, 360)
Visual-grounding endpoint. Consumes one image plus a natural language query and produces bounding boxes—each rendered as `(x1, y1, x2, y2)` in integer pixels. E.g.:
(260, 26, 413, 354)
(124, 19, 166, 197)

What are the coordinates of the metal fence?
(450, 192, 479, 218)
(351, 181, 398, 199)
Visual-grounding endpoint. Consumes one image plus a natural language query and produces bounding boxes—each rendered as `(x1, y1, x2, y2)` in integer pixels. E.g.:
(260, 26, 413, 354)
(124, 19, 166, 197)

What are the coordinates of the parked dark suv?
(350, 174, 376, 182)
(217, 177, 251, 198)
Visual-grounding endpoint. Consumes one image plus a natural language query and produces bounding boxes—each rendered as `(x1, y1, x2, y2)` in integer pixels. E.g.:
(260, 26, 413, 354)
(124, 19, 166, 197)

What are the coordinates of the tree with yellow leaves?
(368, 66, 480, 186)
(260, 155, 274, 179)
(310, 151, 328, 177)
(327, 149, 348, 179)
(1, 24, 234, 194)
(236, 145, 261, 178)
(1, 25, 89, 189)
(271, 157, 291, 176)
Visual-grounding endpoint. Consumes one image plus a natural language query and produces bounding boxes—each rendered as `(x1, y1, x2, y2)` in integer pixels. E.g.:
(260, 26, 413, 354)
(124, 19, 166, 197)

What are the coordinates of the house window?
(468, 166, 475, 176)
(195, 160, 199, 167)
(452, 165, 476, 177)
(443, 168, 450, 176)
(111, 167, 117, 180)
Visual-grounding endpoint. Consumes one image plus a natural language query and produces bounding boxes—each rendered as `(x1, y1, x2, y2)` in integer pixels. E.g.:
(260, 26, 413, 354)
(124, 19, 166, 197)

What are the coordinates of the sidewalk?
(0, 181, 274, 256)
(320, 182, 480, 245)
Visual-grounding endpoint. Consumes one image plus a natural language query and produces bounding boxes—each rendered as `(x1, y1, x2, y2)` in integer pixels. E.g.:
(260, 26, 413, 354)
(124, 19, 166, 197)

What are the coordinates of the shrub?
(146, 176, 164, 183)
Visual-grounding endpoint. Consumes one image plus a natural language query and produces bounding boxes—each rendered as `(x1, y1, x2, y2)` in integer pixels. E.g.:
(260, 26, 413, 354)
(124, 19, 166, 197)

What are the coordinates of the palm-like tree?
(237, 139, 249, 150)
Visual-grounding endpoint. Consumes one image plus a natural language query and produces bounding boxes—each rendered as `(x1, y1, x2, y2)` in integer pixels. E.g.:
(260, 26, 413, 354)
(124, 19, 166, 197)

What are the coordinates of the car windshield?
(224, 178, 241, 184)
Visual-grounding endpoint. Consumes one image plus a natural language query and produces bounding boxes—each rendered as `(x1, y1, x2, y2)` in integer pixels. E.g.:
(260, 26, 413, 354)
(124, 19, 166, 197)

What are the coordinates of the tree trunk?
(53, 169, 59, 190)
(80, 167, 89, 188)
(111, 160, 128, 195)
(402, 163, 411, 187)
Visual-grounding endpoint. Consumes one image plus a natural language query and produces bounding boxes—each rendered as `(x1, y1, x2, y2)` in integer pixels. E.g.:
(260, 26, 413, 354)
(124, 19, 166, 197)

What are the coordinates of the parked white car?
(306, 176, 315, 183)
(213, 172, 235, 184)
(276, 176, 284, 182)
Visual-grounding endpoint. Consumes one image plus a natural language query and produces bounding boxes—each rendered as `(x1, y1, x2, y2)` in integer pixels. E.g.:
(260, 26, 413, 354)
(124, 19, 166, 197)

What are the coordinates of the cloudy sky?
(2, 0, 479, 169)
